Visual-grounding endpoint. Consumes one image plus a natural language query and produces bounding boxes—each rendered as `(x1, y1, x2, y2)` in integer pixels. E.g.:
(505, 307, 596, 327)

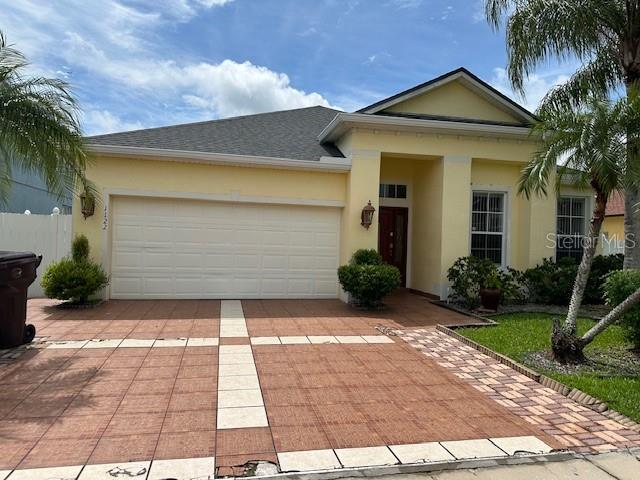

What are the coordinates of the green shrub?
(447, 256, 498, 308)
(499, 267, 527, 304)
(42, 237, 108, 304)
(584, 253, 624, 304)
(338, 250, 400, 309)
(351, 249, 383, 265)
(604, 269, 640, 349)
(524, 257, 577, 305)
(71, 234, 90, 263)
(524, 255, 623, 306)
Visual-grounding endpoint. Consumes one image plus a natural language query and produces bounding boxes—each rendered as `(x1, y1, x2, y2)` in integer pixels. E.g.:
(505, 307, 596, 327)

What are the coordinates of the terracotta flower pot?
(479, 287, 501, 311)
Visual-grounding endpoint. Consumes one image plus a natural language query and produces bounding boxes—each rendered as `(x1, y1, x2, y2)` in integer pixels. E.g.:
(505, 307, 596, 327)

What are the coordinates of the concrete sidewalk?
(367, 450, 640, 480)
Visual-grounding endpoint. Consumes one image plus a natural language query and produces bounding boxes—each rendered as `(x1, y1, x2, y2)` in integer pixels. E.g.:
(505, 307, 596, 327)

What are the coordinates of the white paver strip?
(279, 336, 311, 344)
(441, 439, 508, 459)
(147, 457, 215, 480)
(78, 462, 150, 480)
(361, 335, 395, 344)
(217, 406, 268, 429)
(307, 336, 339, 344)
(83, 339, 123, 349)
(0, 471, 9, 480)
(47, 340, 88, 349)
(220, 300, 249, 337)
(218, 389, 264, 408)
(218, 375, 261, 391)
(335, 336, 367, 344)
(219, 353, 255, 365)
(7, 465, 83, 480)
(153, 338, 188, 347)
(250, 337, 281, 345)
(118, 339, 155, 348)
(219, 345, 252, 354)
(220, 326, 249, 338)
(389, 442, 455, 464)
(335, 446, 398, 467)
(218, 363, 258, 376)
(490, 436, 552, 455)
(278, 450, 341, 472)
(186, 337, 219, 347)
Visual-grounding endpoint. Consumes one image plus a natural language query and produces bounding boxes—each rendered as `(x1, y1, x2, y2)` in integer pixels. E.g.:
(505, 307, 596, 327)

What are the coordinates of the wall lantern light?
(361, 200, 375, 229)
(80, 191, 95, 219)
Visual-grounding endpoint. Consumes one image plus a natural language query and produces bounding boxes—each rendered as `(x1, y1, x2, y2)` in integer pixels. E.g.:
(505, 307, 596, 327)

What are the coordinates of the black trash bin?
(0, 252, 42, 348)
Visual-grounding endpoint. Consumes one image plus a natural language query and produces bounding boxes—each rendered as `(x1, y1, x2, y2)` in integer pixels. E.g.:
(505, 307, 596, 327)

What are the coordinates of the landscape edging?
(435, 325, 640, 433)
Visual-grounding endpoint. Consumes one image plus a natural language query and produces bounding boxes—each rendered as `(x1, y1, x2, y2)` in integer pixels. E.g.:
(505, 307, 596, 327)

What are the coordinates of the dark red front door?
(379, 207, 408, 286)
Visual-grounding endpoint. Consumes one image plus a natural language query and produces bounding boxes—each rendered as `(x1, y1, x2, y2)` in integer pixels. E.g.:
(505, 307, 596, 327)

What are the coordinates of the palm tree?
(520, 95, 640, 361)
(486, 0, 640, 269)
(0, 31, 91, 204)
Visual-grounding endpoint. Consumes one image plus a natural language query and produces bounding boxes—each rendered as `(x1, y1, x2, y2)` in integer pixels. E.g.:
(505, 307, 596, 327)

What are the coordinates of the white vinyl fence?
(0, 212, 72, 297)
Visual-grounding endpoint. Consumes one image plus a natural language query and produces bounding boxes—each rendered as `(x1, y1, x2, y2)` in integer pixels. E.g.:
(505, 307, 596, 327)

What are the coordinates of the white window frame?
(470, 187, 510, 267)
(556, 195, 590, 260)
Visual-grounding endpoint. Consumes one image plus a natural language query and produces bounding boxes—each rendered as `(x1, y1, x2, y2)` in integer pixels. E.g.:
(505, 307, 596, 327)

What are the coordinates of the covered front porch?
(334, 133, 556, 300)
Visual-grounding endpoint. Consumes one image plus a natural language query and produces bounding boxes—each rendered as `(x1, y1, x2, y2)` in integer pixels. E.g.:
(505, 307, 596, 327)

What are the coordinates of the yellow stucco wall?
(603, 216, 624, 241)
(602, 215, 624, 255)
(74, 155, 348, 266)
(384, 80, 522, 124)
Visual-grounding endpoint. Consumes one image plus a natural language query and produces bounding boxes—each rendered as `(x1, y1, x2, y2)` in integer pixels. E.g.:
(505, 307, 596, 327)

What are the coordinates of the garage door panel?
(111, 196, 340, 299)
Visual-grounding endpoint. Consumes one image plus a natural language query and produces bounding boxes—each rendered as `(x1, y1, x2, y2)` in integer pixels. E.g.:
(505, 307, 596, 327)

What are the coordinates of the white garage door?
(110, 196, 341, 299)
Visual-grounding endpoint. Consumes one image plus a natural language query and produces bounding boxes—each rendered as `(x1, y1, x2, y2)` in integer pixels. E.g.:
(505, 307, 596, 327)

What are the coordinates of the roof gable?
(358, 68, 536, 126)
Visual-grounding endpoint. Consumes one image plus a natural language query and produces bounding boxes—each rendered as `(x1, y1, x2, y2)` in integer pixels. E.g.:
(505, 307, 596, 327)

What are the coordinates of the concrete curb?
(250, 452, 575, 480)
(435, 325, 640, 433)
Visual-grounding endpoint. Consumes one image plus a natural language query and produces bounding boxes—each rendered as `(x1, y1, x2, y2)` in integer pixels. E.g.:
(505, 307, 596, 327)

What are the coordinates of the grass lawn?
(458, 313, 640, 422)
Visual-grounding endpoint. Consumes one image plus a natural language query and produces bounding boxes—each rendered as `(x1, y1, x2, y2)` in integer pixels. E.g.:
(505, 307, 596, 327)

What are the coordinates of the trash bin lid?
(0, 251, 38, 263)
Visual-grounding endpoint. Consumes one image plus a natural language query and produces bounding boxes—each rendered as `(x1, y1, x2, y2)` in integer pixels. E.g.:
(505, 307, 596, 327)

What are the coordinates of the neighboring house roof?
(606, 191, 625, 216)
(357, 67, 537, 125)
(87, 106, 344, 162)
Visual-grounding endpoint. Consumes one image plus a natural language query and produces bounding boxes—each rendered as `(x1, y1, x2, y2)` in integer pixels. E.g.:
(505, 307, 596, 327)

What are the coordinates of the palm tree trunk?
(623, 188, 640, 268)
(624, 76, 640, 269)
(553, 185, 607, 362)
(580, 286, 640, 345)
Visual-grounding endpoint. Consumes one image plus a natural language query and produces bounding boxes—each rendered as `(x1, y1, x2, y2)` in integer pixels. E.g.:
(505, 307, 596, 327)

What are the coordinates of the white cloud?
(490, 67, 572, 112)
(195, 0, 235, 6)
(82, 110, 145, 136)
(3, 0, 337, 134)
(177, 60, 336, 118)
(387, 0, 423, 8)
(471, 0, 485, 23)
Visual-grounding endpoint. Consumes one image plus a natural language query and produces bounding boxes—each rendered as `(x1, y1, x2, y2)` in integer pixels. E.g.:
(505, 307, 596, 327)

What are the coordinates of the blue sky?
(3, 0, 578, 135)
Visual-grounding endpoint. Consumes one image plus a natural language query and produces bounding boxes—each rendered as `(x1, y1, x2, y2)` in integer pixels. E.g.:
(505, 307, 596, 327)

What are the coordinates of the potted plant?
(479, 270, 502, 311)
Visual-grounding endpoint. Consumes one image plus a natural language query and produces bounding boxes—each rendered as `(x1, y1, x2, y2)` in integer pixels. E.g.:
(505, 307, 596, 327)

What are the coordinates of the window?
(557, 197, 586, 261)
(379, 184, 407, 199)
(471, 191, 505, 264)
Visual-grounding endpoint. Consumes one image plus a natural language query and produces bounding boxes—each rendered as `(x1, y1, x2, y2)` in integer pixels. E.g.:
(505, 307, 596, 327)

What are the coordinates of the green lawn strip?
(458, 313, 640, 423)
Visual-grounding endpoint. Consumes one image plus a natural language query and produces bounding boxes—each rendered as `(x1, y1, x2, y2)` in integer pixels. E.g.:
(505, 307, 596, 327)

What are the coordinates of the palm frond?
(520, 95, 632, 200)
(486, 0, 624, 93)
(0, 30, 92, 203)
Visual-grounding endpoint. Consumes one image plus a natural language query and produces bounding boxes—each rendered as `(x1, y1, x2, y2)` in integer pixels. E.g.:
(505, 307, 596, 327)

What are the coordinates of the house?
(601, 191, 625, 256)
(77, 67, 588, 301)
(2, 169, 72, 215)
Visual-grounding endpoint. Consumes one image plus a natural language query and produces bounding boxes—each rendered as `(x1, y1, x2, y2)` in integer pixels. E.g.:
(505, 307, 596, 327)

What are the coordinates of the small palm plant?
(520, 94, 640, 361)
(0, 31, 93, 203)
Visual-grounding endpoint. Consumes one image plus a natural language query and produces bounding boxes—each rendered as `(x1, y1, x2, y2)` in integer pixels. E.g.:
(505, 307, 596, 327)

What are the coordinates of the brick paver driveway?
(0, 293, 636, 479)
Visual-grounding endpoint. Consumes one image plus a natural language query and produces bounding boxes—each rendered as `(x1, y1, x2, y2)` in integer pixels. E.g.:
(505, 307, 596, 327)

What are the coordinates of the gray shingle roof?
(87, 106, 344, 161)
